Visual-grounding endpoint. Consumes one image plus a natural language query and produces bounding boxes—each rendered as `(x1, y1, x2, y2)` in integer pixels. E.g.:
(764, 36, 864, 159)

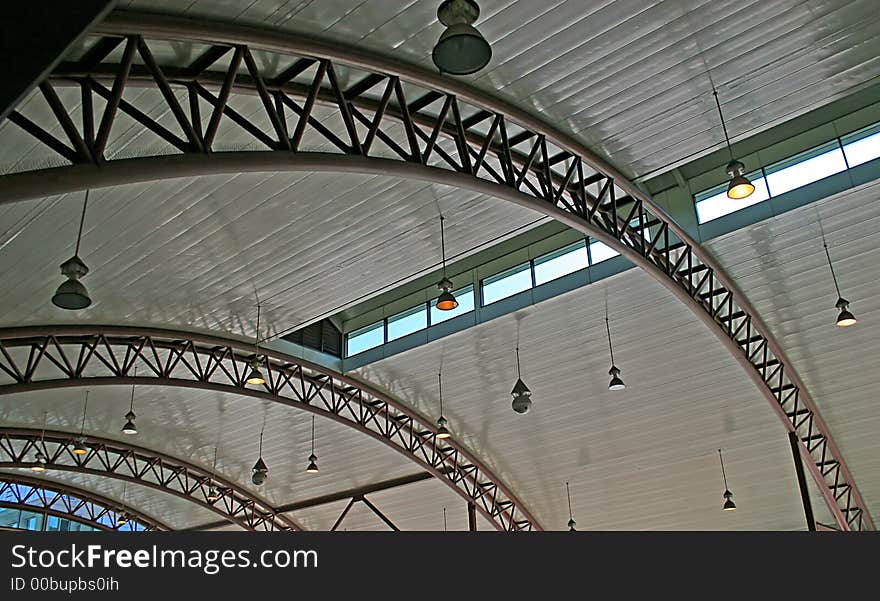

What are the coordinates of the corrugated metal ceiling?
(118, 0, 880, 178)
(354, 265, 837, 530)
(705, 178, 880, 528)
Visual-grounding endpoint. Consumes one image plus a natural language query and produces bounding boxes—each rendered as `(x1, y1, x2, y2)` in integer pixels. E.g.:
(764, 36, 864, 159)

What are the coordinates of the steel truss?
(0, 11, 870, 530)
(0, 427, 300, 532)
(0, 472, 167, 531)
(0, 326, 538, 531)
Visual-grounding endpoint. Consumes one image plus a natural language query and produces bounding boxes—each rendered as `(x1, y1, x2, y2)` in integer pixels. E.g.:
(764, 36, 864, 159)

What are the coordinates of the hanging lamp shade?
(306, 453, 319, 474)
(432, 0, 491, 75)
(207, 485, 221, 503)
(511, 378, 532, 415)
(436, 279, 458, 311)
(72, 437, 88, 455)
(568, 518, 577, 532)
(116, 512, 129, 527)
(835, 298, 857, 327)
(725, 160, 755, 200)
(722, 489, 736, 511)
(608, 366, 626, 391)
(52, 256, 91, 310)
(246, 359, 266, 386)
(436, 416, 451, 439)
(121, 411, 137, 435)
(31, 451, 48, 473)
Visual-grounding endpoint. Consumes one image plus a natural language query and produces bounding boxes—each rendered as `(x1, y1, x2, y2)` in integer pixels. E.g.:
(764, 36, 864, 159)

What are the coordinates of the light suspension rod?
(74, 188, 89, 256)
(822, 239, 843, 299)
(440, 214, 448, 278)
(605, 316, 616, 366)
(713, 89, 734, 162)
(718, 448, 730, 490)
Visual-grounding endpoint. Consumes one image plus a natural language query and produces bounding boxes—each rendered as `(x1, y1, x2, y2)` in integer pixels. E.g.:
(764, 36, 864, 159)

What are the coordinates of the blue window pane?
(0, 507, 43, 530)
(430, 285, 475, 325)
(481, 263, 532, 305)
(0, 506, 23, 529)
(765, 147, 847, 196)
(589, 240, 620, 264)
(695, 174, 770, 223)
(843, 130, 880, 167)
(387, 305, 427, 342)
(346, 322, 384, 356)
(534, 242, 588, 285)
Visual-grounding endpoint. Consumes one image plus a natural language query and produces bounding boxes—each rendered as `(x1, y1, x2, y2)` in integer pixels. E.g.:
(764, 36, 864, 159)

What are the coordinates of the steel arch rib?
(0, 12, 869, 530)
(0, 427, 300, 532)
(0, 326, 539, 531)
(0, 472, 168, 531)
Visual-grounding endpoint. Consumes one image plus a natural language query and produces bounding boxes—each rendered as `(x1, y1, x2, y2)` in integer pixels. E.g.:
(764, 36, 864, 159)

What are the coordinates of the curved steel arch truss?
(0, 472, 167, 531)
(0, 427, 300, 532)
(0, 11, 870, 530)
(0, 326, 539, 531)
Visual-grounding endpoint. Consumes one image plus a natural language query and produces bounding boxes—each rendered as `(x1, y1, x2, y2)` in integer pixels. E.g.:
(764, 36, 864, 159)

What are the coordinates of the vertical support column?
(468, 502, 477, 531)
(789, 431, 816, 531)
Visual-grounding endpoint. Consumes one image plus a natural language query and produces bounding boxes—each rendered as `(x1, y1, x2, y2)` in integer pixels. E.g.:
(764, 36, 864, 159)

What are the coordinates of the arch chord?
(0, 472, 168, 531)
(0, 326, 540, 531)
(0, 11, 869, 530)
(0, 427, 300, 532)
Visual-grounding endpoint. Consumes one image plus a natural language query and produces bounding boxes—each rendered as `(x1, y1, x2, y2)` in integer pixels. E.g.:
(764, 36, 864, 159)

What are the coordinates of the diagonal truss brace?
(0, 11, 870, 531)
(0, 326, 539, 532)
(0, 428, 300, 532)
(0, 472, 168, 531)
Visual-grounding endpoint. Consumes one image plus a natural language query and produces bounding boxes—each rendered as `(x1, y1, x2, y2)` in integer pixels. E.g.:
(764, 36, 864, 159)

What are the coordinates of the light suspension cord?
(605, 316, 616, 366)
(712, 89, 734, 162)
(718, 449, 729, 489)
(566, 481, 574, 522)
(254, 302, 262, 354)
(819, 222, 843, 298)
(515, 346, 522, 378)
(439, 215, 448, 278)
(79, 391, 89, 436)
(74, 189, 90, 256)
(438, 372, 444, 417)
(443, 507, 447, 532)
(129, 366, 137, 412)
(310, 416, 315, 456)
(258, 428, 264, 458)
(211, 446, 218, 480)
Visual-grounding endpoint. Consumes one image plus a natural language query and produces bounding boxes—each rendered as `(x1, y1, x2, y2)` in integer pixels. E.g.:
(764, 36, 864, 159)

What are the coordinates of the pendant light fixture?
(52, 189, 93, 310)
(121, 367, 138, 435)
(432, 0, 492, 76)
(436, 371, 452, 439)
(251, 428, 268, 486)
(116, 482, 129, 527)
(718, 448, 736, 511)
(246, 303, 266, 386)
(821, 233, 857, 328)
(72, 391, 89, 455)
(712, 89, 755, 200)
(306, 416, 319, 474)
(605, 311, 625, 391)
(435, 215, 458, 312)
(32, 411, 48, 473)
(207, 446, 221, 502)
(565, 481, 577, 531)
(510, 346, 532, 415)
